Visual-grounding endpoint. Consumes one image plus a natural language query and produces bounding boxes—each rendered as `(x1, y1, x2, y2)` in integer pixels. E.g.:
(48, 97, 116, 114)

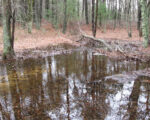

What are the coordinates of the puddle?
(0, 49, 150, 120)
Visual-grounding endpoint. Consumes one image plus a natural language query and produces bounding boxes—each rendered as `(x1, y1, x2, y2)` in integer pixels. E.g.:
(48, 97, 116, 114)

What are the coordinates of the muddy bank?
(1, 37, 150, 63)
(77, 34, 150, 62)
(0, 43, 80, 62)
(0, 23, 150, 62)
(0, 28, 150, 63)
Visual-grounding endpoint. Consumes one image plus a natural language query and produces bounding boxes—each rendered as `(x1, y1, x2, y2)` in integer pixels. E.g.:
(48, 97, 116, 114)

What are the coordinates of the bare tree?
(2, 0, 15, 59)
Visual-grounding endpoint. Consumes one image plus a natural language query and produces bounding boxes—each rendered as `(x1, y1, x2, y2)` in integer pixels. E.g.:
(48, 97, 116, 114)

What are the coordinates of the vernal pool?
(0, 49, 150, 120)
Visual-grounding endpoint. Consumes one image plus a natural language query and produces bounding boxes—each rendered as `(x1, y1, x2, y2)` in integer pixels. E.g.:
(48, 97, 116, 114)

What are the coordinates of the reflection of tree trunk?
(6, 64, 22, 120)
(0, 102, 9, 119)
(38, 66, 45, 119)
(91, 54, 96, 81)
(66, 81, 70, 120)
(65, 55, 70, 120)
(47, 57, 62, 110)
(127, 79, 141, 120)
(48, 58, 55, 104)
(38, 85, 45, 118)
(146, 83, 150, 112)
(83, 51, 88, 82)
(135, 61, 139, 70)
(99, 56, 107, 77)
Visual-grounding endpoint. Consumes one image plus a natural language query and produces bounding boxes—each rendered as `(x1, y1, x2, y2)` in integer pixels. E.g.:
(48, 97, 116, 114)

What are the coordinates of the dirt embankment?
(0, 22, 150, 62)
(79, 25, 150, 62)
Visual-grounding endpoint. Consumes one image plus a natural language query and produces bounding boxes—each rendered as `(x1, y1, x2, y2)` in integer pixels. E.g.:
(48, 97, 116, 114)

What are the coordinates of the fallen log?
(81, 34, 113, 51)
(81, 34, 125, 53)
(78, 22, 124, 53)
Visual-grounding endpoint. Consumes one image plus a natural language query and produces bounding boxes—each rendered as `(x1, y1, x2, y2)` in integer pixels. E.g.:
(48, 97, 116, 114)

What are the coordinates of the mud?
(77, 35, 150, 62)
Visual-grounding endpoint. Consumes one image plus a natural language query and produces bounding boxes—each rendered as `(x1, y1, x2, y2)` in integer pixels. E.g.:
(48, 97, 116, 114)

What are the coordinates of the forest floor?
(0, 22, 150, 62)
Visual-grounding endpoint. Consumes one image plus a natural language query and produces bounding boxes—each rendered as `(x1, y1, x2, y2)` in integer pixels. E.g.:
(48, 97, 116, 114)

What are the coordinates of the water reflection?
(0, 50, 150, 120)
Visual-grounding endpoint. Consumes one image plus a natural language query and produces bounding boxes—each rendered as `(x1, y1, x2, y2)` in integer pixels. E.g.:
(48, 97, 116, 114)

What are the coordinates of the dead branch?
(81, 34, 114, 51)
(77, 22, 124, 53)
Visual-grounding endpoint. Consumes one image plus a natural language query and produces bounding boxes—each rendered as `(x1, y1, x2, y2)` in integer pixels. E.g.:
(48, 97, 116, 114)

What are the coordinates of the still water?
(0, 49, 150, 120)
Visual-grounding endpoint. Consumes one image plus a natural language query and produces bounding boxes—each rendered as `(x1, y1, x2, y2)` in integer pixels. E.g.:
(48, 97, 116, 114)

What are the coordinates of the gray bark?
(140, 0, 149, 47)
(2, 0, 15, 59)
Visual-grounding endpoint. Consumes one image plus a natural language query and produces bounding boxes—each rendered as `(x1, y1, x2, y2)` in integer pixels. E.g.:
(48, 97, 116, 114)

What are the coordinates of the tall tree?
(52, 0, 55, 25)
(2, 0, 15, 59)
(140, 0, 149, 47)
(127, 0, 132, 37)
(137, 1, 142, 37)
(27, 0, 33, 33)
(82, 0, 85, 16)
(63, 0, 67, 33)
(92, 0, 95, 37)
(34, 0, 42, 29)
(45, 0, 50, 19)
(92, 0, 98, 37)
(51, 0, 58, 27)
(94, 0, 98, 37)
(85, 0, 89, 24)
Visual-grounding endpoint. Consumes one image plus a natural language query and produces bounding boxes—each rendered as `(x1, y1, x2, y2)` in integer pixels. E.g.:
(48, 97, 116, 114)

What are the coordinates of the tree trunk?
(92, 0, 95, 37)
(63, 0, 67, 34)
(77, 0, 80, 17)
(52, 0, 55, 25)
(137, 1, 142, 37)
(2, 0, 15, 59)
(45, 0, 50, 19)
(85, 0, 89, 24)
(94, 0, 98, 37)
(82, 0, 85, 16)
(34, 0, 42, 29)
(128, 0, 132, 38)
(27, 0, 33, 33)
(39, 0, 43, 24)
(51, 0, 57, 27)
(140, 0, 149, 47)
(11, 10, 15, 49)
(113, 0, 117, 29)
(92, 0, 98, 37)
